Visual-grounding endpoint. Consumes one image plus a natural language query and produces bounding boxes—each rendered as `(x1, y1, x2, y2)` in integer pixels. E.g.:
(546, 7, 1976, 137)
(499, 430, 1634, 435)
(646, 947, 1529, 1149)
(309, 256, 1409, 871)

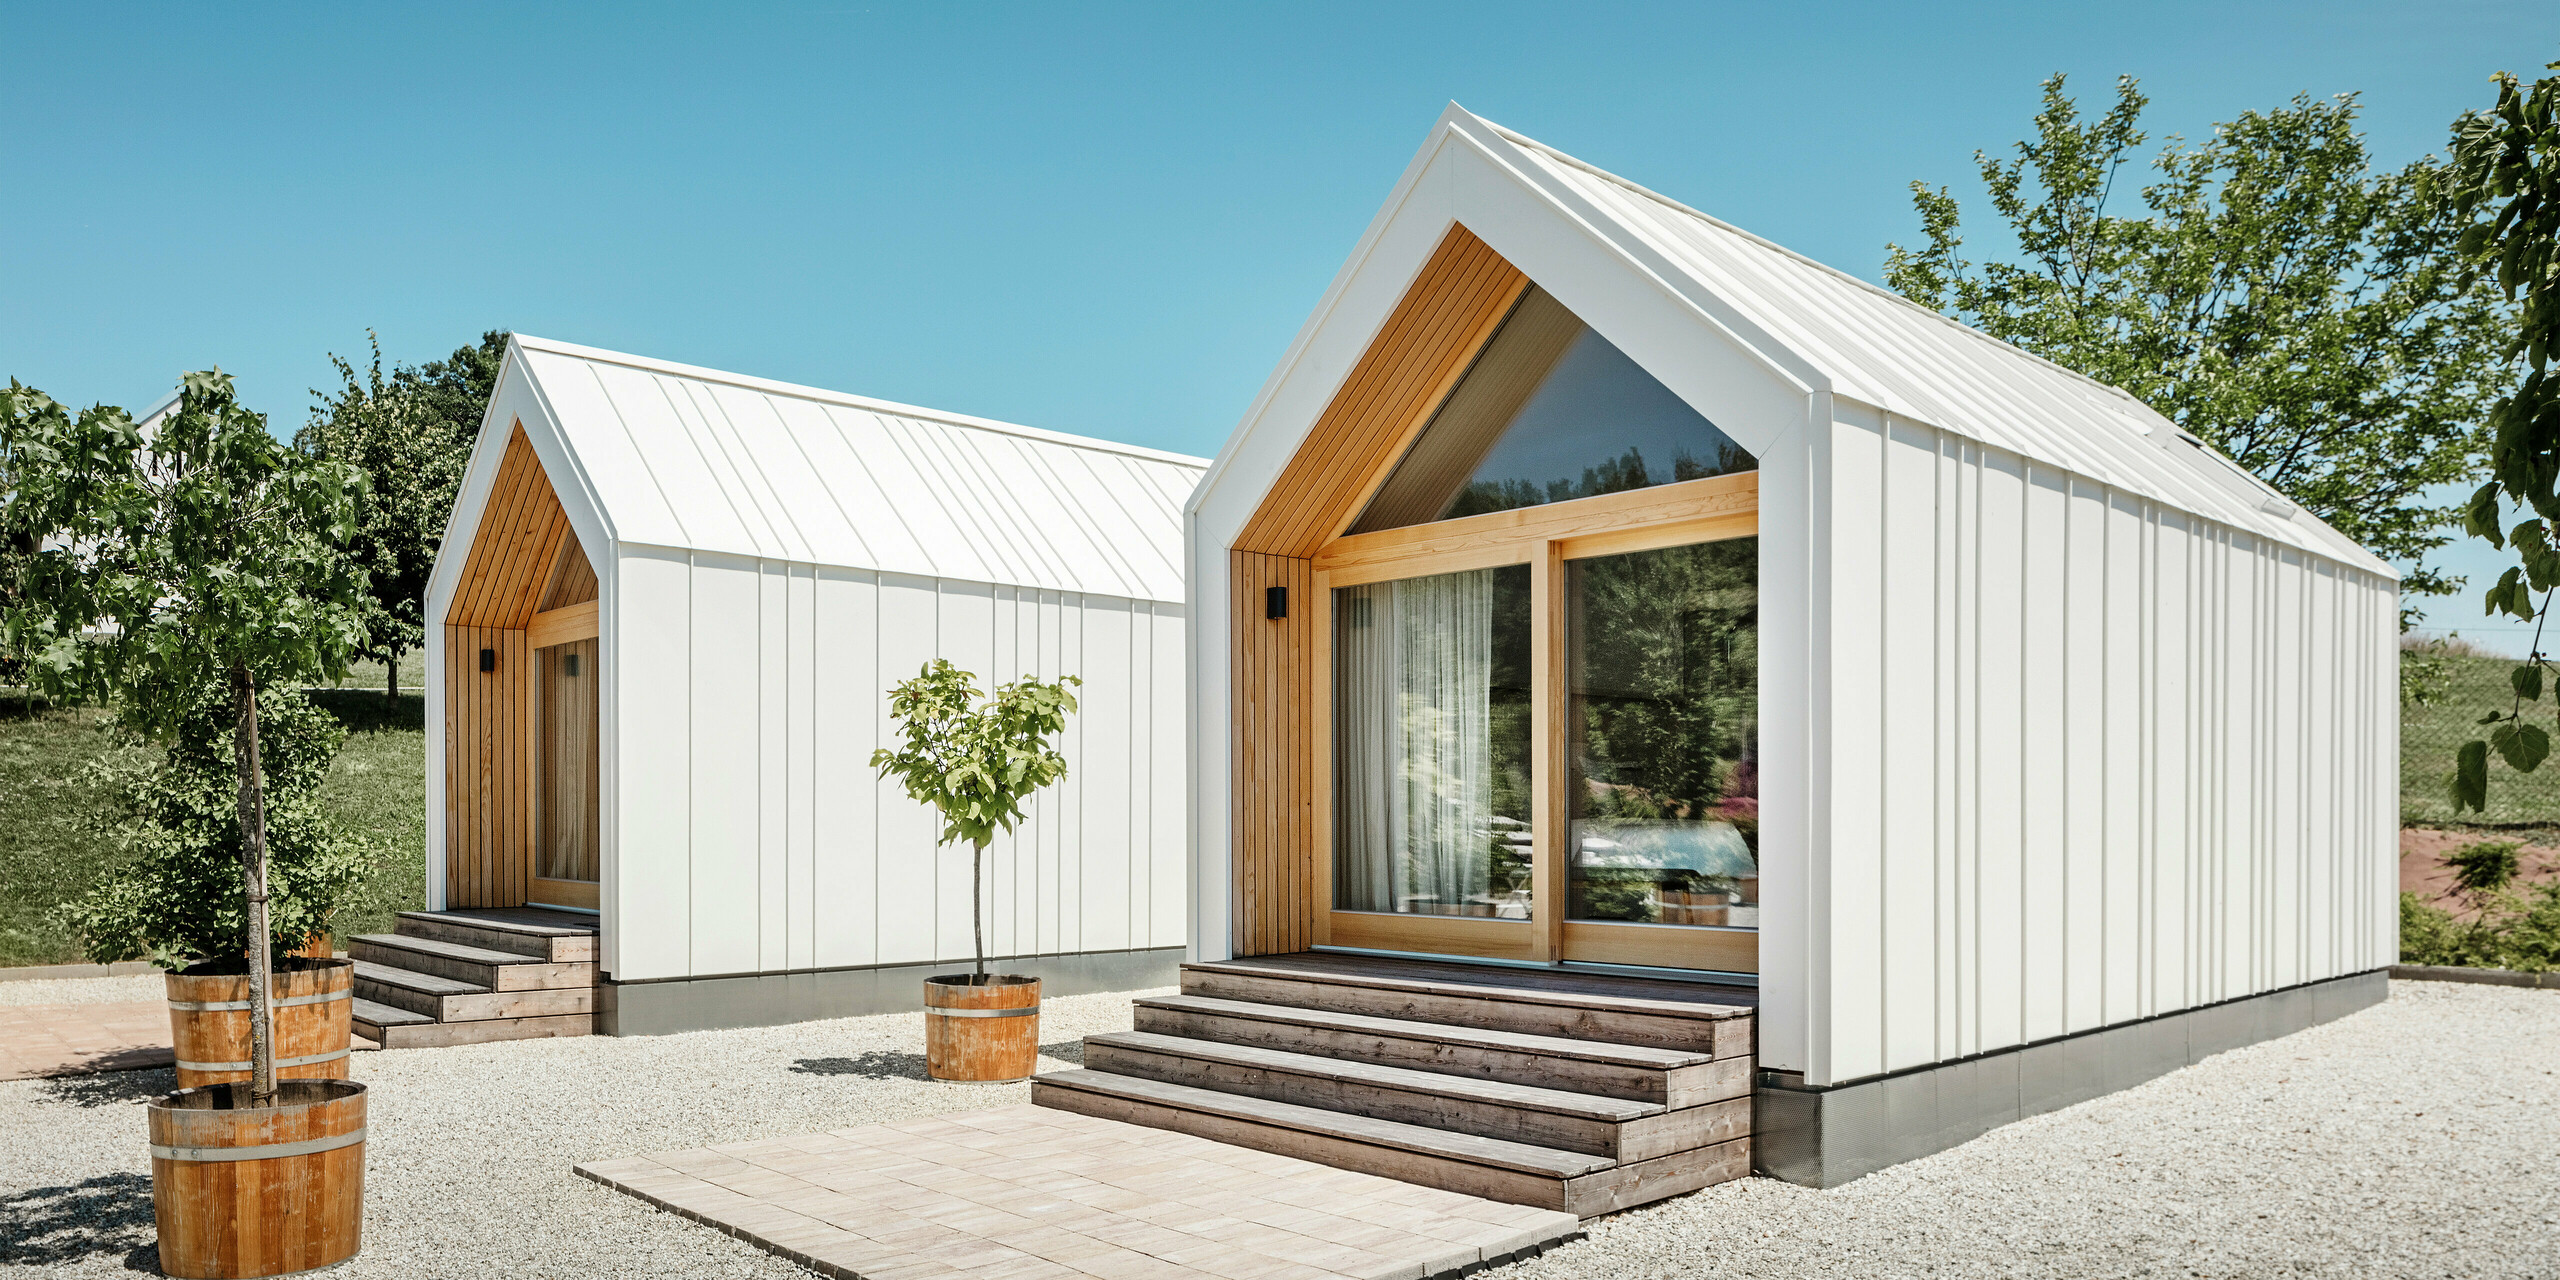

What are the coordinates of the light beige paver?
(577, 1103, 1580, 1280)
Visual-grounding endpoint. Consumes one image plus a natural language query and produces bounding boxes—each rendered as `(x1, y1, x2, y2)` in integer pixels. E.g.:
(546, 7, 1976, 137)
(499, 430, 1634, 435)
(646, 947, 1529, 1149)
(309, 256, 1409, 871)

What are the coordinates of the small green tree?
(2445, 59, 2560, 813)
(871, 660, 1079, 982)
(4, 370, 366, 1105)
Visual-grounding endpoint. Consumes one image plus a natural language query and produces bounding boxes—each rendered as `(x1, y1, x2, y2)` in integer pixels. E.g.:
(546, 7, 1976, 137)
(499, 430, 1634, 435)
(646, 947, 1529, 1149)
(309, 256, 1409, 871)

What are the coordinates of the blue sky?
(3, 1, 2546, 642)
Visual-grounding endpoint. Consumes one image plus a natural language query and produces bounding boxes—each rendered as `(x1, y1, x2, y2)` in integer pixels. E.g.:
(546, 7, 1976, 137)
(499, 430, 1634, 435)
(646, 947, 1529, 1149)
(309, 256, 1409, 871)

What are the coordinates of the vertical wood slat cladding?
(1230, 225, 1530, 559)
(449, 425, 573, 629)
(442, 420, 577, 908)
(1225, 224, 1531, 956)
(538, 535, 599, 612)
(444, 624, 527, 907)
(1230, 552, 1314, 956)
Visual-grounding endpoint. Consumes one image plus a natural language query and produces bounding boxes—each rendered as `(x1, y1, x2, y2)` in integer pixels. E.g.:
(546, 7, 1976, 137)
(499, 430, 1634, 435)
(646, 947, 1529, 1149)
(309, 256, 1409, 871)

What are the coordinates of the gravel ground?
(0, 973, 160, 1008)
(1516, 981, 2560, 1280)
(3, 980, 2553, 1278)
(2, 986, 1168, 1277)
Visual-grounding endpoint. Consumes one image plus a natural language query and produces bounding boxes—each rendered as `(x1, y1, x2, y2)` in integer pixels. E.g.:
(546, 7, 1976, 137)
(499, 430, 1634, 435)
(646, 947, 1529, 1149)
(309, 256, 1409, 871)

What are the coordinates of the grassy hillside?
(0, 688, 427, 968)
(2402, 650, 2560, 826)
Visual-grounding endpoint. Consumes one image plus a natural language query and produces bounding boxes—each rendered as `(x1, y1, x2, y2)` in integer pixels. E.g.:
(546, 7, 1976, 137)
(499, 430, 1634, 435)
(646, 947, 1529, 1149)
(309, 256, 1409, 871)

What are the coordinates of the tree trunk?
(972, 841, 986, 983)
(387, 655, 398, 699)
(230, 663, 277, 1106)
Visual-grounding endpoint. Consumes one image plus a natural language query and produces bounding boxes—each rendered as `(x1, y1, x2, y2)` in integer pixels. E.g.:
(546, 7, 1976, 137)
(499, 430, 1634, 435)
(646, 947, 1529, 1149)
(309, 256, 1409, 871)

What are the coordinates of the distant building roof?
(504, 335, 1206, 603)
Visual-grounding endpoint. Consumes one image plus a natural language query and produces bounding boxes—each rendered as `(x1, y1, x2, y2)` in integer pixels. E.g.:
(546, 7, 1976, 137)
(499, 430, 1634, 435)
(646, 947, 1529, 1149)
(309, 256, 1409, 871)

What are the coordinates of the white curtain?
(1334, 570, 1494, 914)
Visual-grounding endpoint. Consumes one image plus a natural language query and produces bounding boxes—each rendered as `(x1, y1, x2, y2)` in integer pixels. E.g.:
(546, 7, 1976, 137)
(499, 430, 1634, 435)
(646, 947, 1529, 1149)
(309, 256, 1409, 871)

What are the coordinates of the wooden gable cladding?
(448, 425, 574, 628)
(1231, 225, 1530, 559)
(1229, 551, 1316, 956)
(441, 421, 577, 909)
(538, 534, 598, 612)
(1225, 225, 1527, 956)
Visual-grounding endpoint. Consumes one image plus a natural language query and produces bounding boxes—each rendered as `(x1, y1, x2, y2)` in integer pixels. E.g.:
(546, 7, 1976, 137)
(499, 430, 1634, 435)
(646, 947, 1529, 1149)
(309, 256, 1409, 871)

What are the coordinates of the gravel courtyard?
(2, 980, 2553, 1278)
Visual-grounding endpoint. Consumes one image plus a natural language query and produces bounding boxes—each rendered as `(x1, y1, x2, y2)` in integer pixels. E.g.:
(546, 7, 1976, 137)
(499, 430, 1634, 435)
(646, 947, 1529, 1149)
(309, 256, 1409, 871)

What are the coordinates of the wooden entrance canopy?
(1226, 225, 1760, 966)
(441, 423, 600, 909)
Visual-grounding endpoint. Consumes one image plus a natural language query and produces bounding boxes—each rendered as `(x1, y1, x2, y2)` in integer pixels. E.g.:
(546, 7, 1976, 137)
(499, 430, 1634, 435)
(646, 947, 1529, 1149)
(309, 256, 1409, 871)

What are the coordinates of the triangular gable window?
(1349, 285, 1753, 535)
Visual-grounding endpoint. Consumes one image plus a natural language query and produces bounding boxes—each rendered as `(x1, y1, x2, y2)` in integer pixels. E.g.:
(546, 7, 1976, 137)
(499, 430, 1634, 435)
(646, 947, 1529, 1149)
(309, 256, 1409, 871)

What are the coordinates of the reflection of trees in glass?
(1449, 444, 1756, 520)
(1570, 538, 1758, 923)
(1485, 566, 1533, 901)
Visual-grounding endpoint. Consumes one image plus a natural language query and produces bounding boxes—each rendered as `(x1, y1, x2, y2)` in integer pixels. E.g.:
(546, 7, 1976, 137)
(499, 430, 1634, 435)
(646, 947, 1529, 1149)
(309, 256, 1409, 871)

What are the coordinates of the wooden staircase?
(1032, 953, 1756, 1218)
(349, 907, 597, 1048)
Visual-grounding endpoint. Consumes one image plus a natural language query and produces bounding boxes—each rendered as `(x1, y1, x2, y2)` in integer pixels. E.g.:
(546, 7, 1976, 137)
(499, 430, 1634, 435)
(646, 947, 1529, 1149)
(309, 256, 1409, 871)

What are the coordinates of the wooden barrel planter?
(149, 1079, 366, 1279)
(165, 959, 354, 1090)
(923, 974, 1040, 1082)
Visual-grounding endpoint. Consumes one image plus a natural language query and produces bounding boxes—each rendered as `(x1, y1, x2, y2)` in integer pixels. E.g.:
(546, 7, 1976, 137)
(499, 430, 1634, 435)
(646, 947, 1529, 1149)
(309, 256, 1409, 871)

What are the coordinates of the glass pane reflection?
(1567, 539, 1758, 928)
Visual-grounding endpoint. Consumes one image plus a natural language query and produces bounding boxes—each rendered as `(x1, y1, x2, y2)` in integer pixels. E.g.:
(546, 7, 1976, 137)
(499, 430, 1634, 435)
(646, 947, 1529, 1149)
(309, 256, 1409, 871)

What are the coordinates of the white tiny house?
(425, 336, 1204, 1033)
(1183, 107, 2399, 1184)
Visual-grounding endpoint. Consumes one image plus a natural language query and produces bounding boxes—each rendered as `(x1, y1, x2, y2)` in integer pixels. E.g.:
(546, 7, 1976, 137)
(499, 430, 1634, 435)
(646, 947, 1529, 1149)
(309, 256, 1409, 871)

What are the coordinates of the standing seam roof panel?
(1489, 140, 2386, 576)
(514, 338, 1205, 601)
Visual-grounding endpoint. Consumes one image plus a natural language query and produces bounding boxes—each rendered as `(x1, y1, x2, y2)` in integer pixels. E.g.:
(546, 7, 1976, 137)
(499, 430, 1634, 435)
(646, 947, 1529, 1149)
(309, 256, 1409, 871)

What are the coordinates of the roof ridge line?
(1472, 118, 2175, 428)
(509, 334, 1208, 469)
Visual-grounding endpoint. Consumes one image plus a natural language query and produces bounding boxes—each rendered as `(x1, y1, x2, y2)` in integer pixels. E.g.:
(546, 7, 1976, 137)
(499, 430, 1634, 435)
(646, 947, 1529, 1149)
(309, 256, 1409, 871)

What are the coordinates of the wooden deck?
(576, 1104, 1580, 1279)
(1034, 952, 1758, 1217)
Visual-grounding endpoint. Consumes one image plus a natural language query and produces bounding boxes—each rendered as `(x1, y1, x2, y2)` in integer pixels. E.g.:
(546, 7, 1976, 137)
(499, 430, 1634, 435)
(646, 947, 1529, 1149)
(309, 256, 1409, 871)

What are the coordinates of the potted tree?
(872, 659, 1078, 1083)
(66, 684, 371, 1090)
(6, 371, 373, 1278)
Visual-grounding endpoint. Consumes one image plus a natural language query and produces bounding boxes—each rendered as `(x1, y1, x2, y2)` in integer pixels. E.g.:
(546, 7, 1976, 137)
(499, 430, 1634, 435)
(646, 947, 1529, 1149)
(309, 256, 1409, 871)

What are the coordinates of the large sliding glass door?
(1314, 280, 1758, 972)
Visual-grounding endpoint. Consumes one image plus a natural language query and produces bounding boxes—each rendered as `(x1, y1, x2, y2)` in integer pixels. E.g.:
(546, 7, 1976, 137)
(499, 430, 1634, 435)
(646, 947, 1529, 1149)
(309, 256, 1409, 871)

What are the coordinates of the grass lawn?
(2402, 650, 2560, 827)
(0, 686, 427, 969)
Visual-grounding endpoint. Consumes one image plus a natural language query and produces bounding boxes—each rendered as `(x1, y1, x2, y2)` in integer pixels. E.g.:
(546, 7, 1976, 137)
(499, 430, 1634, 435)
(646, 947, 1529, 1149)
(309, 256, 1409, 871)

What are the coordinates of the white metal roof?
(1460, 110, 2390, 577)
(505, 335, 1205, 604)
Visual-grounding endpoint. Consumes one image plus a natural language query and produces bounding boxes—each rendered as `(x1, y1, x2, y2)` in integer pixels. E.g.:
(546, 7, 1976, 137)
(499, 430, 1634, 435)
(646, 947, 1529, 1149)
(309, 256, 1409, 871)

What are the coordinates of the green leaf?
(2451, 739, 2491, 812)
(2515, 664, 2546, 702)
(2495, 720, 2553, 773)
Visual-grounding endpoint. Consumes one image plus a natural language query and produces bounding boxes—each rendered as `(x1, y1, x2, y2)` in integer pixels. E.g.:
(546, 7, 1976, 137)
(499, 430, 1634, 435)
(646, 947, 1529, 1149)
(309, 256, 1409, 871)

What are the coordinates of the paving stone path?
(578, 1102, 1581, 1280)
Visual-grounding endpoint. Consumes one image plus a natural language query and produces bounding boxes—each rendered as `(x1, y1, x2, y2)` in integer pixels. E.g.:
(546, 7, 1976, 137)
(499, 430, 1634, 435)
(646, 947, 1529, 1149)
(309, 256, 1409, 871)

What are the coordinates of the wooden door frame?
(524, 602, 602, 912)
(1308, 471, 1761, 971)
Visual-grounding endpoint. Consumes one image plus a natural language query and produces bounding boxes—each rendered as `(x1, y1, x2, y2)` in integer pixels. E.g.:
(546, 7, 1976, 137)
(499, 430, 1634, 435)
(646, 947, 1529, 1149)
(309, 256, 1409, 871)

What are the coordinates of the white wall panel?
(611, 548, 693, 980)
(688, 552, 764, 977)
(1808, 409, 2399, 1086)
(811, 567, 878, 971)
(757, 560, 791, 974)
(601, 549, 1188, 984)
(1824, 407, 1886, 1080)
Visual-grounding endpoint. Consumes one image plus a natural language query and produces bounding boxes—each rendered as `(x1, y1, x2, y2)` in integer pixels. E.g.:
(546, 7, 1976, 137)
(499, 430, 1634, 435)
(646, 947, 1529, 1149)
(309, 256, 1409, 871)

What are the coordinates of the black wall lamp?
(1265, 586, 1288, 620)
(479, 648, 495, 672)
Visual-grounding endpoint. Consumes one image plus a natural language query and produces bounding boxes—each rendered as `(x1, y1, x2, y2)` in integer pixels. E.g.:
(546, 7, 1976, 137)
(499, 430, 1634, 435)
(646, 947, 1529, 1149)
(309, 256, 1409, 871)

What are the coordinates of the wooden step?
(1183, 959, 1752, 1059)
(351, 996, 432, 1043)
(395, 909, 595, 962)
(354, 960, 591, 1022)
(362, 1011, 593, 1050)
(349, 934, 593, 992)
(1084, 1031, 1747, 1162)
(1033, 1069, 1748, 1217)
(1132, 995, 1748, 1108)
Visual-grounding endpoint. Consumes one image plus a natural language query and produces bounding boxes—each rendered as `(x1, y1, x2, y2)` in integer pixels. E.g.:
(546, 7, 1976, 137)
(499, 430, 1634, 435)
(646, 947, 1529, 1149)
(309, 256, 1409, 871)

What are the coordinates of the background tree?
(1886, 74, 2510, 598)
(5, 370, 366, 1105)
(298, 329, 506, 698)
(871, 660, 1078, 981)
(2446, 59, 2560, 813)
(0, 383, 52, 694)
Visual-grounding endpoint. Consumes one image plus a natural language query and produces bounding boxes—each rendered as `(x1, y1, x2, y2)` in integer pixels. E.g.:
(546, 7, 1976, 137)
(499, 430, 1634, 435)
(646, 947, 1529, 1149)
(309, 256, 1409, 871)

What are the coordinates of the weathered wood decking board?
(577, 1104, 1580, 1280)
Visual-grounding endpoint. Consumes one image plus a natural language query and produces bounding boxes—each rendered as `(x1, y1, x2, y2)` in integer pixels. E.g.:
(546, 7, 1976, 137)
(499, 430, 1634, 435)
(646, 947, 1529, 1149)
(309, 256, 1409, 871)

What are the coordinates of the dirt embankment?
(2400, 828, 2560, 913)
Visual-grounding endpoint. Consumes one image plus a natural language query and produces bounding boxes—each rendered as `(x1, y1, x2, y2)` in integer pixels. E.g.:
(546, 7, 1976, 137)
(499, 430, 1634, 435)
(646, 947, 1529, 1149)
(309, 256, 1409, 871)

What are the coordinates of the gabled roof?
(498, 335, 1206, 604)
(1198, 106, 2392, 579)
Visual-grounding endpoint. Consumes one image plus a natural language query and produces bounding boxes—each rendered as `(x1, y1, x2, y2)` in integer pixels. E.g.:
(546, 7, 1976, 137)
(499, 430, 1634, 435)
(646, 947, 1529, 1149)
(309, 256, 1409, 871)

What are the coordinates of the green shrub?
(62, 684, 371, 970)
